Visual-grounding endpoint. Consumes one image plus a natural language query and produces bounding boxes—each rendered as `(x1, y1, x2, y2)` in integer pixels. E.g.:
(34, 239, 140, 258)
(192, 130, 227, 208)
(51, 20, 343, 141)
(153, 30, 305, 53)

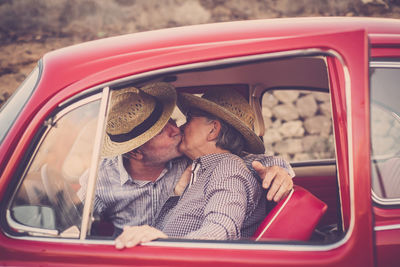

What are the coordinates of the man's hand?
(115, 225, 167, 249)
(252, 161, 293, 202)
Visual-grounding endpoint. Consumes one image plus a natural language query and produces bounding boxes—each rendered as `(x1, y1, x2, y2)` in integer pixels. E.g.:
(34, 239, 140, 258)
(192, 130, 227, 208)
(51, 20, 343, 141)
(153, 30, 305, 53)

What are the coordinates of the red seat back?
(253, 185, 327, 241)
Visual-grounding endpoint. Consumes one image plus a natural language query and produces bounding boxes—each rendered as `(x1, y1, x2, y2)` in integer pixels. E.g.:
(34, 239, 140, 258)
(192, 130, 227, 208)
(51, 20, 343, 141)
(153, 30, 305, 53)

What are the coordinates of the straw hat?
(102, 82, 176, 157)
(177, 88, 265, 154)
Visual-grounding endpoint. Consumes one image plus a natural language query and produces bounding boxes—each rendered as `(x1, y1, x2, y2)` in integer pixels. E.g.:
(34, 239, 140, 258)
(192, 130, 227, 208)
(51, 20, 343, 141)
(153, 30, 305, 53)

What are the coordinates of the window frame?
(5, 48, 351, 253)
(5, 91, 106, 238)
(89, 49, 350, 251)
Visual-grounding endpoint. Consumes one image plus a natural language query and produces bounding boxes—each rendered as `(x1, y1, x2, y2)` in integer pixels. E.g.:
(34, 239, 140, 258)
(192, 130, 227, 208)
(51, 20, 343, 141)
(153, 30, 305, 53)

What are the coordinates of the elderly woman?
(115, 88, 270, 248)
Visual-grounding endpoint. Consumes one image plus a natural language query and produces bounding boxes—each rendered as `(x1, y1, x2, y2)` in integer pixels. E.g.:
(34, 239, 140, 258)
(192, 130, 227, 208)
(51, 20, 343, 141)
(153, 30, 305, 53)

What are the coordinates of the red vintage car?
(0, 17, 399, 266)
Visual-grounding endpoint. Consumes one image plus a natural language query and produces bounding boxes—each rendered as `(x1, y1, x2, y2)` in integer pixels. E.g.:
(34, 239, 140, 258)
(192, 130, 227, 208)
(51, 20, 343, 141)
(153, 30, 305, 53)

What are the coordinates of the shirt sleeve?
(185, 159, 261, 240)
(242, 153, 295, 179)
(77, 169, 105, 215)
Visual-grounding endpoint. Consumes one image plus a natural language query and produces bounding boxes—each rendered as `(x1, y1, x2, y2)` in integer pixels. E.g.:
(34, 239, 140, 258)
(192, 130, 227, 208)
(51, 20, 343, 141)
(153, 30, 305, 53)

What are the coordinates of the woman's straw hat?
(177, 88, 265, 154)
(102, 82, 176, 157)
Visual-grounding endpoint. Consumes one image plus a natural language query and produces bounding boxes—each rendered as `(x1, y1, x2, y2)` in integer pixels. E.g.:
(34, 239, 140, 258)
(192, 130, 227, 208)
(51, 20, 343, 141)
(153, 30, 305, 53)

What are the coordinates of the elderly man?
(78, 82, 294, 236)
(115, 88, 291, 248)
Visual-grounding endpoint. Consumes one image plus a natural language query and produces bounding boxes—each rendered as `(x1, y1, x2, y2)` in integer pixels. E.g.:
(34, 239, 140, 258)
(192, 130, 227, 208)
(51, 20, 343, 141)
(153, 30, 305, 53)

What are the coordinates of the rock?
(313, 91, 330, 102)
(262, 93, 278, 108)
(264, 128, 282, 144)
(273, 91, 300, 104)
(319, 101, 331, 116)
(278, 120, 304, 138)
(274, 138, 303, 154)
(302, 135, 328, 153)
(262, 106, 273, 118)
(304, 115, 332, 136)
(271, 119, 282, 129)
(296, 94, 317, 118)
(273, 103, 299, 121)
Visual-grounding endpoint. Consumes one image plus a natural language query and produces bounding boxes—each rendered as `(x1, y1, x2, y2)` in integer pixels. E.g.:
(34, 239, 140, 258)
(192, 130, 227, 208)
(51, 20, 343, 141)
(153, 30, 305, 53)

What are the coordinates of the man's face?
(179, 115, 213, 160)
(140, 119, 183, 164)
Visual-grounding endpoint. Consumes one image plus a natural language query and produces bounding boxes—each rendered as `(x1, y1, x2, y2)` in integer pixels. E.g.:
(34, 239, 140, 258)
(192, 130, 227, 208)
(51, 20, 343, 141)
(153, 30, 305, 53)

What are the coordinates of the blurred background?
(1, 0, 399, 106)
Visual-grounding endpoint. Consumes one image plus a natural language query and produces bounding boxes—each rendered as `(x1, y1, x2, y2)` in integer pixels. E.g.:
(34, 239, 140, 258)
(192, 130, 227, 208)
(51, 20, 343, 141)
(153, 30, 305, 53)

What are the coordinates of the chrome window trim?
(370, 61, 400, 68)
(80, 87, 110, 239)
(375, 224, 400, 231)
(372, 190, 400, 206)
(5, 48, 356, 253)
(370, 60, 400, 206)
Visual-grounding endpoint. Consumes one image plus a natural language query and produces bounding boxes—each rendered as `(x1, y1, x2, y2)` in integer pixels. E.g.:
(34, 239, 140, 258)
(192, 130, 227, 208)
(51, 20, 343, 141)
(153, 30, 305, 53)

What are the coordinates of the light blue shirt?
(78, 155, 188, 230)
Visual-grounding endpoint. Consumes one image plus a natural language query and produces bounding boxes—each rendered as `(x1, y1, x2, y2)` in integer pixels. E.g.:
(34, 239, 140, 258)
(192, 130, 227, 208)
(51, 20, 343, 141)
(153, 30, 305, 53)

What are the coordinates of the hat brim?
(102, 83, 176, 157)
(177, 93, 265, 154)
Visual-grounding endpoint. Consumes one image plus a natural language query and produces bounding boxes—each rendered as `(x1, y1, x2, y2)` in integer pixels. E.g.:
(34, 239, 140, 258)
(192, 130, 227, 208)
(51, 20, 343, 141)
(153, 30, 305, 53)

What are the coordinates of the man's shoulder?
(97, 156, 122, 179)
(216, 154, 249, 172)
(100, 156, 120, 167)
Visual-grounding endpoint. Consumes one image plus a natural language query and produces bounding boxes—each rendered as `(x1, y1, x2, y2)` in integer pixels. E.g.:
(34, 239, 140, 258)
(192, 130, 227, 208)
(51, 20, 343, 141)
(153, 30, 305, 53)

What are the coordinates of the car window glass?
(261, 90, 335, 162)
(0, 65, 40, 143)
(8, 98, 100, 238)
(370, 64, 400, 201)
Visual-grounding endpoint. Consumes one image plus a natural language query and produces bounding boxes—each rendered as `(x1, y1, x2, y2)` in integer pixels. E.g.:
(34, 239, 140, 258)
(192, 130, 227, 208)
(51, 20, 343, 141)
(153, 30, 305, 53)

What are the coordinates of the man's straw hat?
(102, 82, 176, 157)
(177, 88, 265, 154)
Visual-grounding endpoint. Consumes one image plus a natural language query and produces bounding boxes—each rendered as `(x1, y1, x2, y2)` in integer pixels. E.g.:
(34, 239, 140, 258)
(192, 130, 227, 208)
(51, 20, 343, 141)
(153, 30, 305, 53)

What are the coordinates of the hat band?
(108, 101, 163, 143)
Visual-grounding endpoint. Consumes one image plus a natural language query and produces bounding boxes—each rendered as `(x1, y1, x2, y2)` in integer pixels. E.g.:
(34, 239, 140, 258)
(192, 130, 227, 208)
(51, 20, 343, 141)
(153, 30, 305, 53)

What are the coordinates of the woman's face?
(179, 114, 213, 160)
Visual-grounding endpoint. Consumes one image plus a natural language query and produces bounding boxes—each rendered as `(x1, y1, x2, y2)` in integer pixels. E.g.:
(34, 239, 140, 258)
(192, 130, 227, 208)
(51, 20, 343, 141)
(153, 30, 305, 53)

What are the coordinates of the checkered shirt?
(155, 153, 267, 240)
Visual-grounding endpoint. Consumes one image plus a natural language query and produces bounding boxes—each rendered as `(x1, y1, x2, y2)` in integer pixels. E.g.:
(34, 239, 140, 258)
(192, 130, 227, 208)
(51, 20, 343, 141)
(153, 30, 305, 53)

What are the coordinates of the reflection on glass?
(10, 99, 100, 236)
(370, 67, 400, 200)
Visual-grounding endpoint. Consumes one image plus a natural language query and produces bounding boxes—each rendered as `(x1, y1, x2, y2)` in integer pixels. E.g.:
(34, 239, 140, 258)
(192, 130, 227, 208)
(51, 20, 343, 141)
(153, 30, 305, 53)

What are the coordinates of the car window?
(370, 62, 400, 202)
(7, 96, 100, 238)
(84, 54, 341, 244)
(261, 90, 335, 163)
(0, 64, 40, 143)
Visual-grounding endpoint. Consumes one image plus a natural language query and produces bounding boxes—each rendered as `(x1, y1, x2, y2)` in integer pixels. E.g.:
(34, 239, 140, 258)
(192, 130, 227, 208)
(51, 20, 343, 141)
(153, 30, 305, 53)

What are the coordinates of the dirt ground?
(1, 0, 399, 107)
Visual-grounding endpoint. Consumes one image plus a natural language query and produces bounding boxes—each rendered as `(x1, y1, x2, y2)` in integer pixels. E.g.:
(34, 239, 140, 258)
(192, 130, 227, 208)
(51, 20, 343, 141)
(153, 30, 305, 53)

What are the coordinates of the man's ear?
(207, 120, 221, 141)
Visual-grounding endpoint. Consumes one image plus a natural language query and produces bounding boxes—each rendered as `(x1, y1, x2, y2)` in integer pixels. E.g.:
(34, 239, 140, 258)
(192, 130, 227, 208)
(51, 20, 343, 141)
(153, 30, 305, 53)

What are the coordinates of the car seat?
(253, 185, 327, 241)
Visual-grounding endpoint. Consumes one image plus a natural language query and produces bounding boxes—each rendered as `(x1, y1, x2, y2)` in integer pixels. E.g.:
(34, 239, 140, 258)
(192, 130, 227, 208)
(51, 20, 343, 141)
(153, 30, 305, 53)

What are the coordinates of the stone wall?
(262, 90, 335, 162)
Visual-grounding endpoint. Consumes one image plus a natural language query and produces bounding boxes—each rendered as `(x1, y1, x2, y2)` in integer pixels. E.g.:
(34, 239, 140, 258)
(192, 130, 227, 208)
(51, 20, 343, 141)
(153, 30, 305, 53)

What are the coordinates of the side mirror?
(11, 205, 56, 230)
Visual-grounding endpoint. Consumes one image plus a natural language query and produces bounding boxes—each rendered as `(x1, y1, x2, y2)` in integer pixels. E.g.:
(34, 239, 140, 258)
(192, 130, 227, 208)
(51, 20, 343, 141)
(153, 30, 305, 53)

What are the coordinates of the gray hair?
(215, 118, 245, 155)
(187, 109, 245, 155)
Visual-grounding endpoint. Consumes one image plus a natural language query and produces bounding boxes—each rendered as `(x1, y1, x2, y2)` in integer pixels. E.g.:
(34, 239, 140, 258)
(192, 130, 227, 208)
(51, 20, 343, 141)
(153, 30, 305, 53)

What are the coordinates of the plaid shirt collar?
(193, 152, 232, 169)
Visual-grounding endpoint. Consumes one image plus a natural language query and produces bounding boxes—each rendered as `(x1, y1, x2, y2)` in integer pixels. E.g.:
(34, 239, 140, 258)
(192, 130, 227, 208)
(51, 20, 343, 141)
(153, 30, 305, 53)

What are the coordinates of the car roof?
(35, 17, 400, 103)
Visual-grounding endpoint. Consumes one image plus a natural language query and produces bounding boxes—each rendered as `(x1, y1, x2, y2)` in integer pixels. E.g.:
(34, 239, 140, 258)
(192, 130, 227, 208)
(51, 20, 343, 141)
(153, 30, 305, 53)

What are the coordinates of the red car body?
(0, 17, 400, 266)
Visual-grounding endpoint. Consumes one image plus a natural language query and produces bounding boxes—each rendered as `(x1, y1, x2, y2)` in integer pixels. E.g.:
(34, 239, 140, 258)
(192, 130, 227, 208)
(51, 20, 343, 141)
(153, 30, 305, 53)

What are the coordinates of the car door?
(0, 29, 372, 266)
